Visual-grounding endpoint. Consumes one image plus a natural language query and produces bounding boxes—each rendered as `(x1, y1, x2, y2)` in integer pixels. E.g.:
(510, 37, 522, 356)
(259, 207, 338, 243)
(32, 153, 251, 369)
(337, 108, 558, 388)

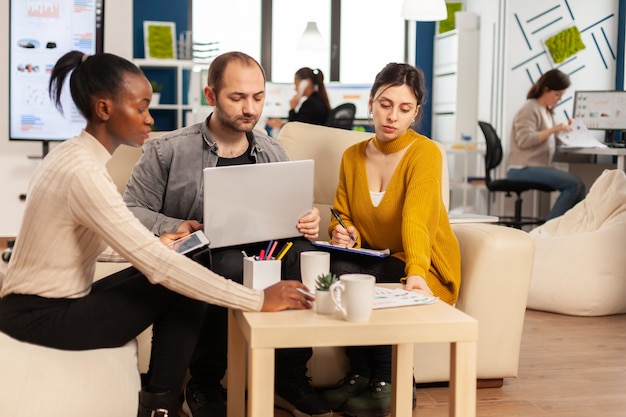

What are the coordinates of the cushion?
(0, 331, 140, 417)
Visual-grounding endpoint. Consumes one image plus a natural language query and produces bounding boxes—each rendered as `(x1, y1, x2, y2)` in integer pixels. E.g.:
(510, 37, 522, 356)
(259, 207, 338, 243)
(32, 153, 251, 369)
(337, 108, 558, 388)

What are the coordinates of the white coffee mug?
(329, 274, 376, 322)
(300, 251, 330, 290)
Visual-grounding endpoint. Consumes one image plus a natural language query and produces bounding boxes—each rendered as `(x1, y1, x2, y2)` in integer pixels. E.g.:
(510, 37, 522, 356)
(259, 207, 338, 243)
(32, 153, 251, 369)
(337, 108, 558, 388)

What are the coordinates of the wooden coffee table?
(227, 297, 478, 417)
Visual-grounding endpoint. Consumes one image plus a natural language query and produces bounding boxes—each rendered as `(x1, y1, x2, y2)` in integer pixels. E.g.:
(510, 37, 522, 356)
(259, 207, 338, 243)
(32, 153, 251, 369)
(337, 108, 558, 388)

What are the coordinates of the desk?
(557, 147, 626, 171)
(449, 213, 499, 224)
(227, 299, 478, 417)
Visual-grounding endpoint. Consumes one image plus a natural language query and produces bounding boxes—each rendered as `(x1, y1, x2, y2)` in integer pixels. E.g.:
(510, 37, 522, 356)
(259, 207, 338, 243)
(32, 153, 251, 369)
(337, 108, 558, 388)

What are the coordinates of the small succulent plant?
(315, 273, 338, 291)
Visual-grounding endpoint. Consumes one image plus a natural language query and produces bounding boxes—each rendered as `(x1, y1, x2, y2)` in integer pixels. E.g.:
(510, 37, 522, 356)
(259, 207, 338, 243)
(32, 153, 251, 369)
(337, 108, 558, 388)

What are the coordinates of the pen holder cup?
(243, 257, 281, 290)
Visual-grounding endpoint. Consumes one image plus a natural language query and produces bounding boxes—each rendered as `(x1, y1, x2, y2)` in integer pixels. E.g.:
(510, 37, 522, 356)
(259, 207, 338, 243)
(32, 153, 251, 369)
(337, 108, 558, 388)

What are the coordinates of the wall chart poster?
(9, 0, 104, 142)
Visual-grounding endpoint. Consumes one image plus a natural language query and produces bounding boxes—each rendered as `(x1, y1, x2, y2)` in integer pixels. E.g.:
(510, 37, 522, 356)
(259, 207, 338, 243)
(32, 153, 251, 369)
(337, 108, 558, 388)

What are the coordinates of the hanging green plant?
(544, 26, 586, 64)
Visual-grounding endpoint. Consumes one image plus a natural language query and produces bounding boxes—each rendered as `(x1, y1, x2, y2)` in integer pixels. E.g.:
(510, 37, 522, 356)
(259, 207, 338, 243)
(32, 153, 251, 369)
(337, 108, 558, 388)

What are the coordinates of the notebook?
(203, 160, 314, 248)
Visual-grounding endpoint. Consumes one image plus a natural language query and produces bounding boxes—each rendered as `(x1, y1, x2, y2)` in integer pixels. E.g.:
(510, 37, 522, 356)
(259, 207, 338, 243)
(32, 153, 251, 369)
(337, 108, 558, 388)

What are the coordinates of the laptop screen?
(202, 160, 315, 248)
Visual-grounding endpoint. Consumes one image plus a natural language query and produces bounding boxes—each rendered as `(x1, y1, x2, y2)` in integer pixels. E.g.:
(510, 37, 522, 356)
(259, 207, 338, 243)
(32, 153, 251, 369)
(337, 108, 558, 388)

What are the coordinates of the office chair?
(326, 103, 356, 130)
(478, 121, 557, 229)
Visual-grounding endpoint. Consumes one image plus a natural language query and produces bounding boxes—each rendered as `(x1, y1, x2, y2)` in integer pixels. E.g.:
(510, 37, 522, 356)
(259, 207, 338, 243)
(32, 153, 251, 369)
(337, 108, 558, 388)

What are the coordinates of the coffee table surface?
(237, 300, 477, 349)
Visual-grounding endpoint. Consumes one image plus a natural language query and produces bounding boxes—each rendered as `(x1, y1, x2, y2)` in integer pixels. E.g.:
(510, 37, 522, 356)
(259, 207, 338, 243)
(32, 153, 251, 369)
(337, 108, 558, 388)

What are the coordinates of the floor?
(273, 309, 626, 417)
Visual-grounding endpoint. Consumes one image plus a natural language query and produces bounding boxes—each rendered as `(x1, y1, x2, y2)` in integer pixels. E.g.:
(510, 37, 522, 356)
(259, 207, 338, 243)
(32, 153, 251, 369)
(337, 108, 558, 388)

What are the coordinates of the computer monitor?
(263, 82, 295, 119)
(9, 0, 105, 156)
(572, 90, 626, 143)
(325, 83, 372, 120)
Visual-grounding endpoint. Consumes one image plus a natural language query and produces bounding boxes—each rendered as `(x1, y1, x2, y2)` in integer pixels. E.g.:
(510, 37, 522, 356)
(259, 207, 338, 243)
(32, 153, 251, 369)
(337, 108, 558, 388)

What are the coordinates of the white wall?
(469, 0, 619, 141)
(0, 0, 132, 236)
(464, 0, 619, 218)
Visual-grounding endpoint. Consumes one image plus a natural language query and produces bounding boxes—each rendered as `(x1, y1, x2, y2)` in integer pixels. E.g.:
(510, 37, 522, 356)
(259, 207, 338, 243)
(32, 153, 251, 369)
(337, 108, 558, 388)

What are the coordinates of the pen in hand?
(330, 208, 356, 242)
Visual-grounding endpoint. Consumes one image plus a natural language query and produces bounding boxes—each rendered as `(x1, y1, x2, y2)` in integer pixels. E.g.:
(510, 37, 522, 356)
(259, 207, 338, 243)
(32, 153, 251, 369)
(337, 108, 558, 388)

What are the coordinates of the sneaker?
(320, 373, 370, 411)
(275, 376, 333, 417)
(182, 381, 227, 417)
(341, 379, 391, 417)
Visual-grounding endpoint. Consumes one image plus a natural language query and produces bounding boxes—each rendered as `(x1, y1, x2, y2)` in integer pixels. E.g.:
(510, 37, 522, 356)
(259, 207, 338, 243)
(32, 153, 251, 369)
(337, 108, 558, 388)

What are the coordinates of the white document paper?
(557, 121, 607, 148)
(373, 286, 438, 309)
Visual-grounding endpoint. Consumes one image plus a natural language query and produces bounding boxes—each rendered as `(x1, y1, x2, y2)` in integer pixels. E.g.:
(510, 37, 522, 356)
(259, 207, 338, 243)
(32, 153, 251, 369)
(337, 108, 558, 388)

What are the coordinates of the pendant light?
(298, 21, 324, 50)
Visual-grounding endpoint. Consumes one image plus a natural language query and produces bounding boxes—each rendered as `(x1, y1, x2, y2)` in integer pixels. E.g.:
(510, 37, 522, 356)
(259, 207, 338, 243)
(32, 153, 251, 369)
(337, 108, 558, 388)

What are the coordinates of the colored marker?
(276, 241, 293, 260)
(266, 240, 279, 260)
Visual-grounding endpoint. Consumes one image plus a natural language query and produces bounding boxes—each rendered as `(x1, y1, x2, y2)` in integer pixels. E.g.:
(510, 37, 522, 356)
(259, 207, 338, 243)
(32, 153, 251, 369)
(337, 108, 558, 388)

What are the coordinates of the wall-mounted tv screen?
(572, 90, 626, 131)
(9, 0, 104, 144)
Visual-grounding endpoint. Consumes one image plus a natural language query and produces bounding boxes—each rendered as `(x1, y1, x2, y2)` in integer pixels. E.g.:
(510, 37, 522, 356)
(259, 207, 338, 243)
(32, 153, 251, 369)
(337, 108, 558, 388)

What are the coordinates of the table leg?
(247, 347, 275, 417)
(617, 155, 625, 171)
(227, 310, 246, 417)
(391, 343, 414, 417)
(449, 341, 477, 417)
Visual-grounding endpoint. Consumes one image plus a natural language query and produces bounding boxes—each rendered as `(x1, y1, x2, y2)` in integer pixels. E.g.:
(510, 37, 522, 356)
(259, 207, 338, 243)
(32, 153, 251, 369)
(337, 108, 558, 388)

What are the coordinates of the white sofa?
(0, 122, 535, 416)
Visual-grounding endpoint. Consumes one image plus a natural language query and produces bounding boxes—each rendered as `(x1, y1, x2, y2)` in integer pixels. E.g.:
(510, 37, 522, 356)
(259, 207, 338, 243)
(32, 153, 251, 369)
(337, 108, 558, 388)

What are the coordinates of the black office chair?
(326, 103, 356, 130)
(478, 121, 557, 229)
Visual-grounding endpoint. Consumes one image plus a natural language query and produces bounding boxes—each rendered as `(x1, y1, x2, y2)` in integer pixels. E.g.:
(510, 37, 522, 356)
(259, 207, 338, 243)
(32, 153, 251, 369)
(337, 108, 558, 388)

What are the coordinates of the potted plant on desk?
(315, 273, 338, 314)
(150, 80, 162, 106)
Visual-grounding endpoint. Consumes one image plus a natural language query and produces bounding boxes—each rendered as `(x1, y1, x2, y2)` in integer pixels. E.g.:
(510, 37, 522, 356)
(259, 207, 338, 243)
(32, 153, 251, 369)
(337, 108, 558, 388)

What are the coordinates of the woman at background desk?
(320, 62, 461, 417)
(267, 67, 331, 129)
(0, 51, 312, 417)
(508, 69, 586, 220)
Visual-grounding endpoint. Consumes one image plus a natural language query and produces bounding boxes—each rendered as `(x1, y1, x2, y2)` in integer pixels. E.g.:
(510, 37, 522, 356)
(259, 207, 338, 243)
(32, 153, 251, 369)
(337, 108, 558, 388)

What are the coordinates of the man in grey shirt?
(124, 52, 330, 417)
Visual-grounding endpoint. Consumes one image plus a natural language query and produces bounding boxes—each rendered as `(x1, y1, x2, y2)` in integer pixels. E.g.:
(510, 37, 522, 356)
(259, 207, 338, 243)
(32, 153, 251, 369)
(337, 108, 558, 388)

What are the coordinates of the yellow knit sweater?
(329, 130, 461, 304)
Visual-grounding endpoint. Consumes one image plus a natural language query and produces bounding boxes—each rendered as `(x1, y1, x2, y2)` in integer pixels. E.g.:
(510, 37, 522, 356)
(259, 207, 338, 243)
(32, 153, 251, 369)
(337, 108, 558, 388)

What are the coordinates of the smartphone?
(297, 79, 310, 97)
(166, 230, 210, 255)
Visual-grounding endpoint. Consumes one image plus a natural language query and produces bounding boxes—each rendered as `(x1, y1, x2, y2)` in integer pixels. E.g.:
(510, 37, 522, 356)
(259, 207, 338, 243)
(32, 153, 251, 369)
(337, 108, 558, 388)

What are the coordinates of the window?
(340, 0, 410, 83)
(191, 0, 261, 62)
(271, 0, 331, 83)
(192, 0, 411, 83)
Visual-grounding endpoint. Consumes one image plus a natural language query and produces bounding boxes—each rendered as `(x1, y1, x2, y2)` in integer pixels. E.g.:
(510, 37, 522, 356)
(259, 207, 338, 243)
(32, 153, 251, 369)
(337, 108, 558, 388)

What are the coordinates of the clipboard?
(312, 241, 390, 258)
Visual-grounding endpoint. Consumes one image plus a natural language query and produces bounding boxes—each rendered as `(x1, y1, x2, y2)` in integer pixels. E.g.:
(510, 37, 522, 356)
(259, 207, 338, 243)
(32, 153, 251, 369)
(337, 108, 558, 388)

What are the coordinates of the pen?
(264, 240, 274, 260)
(296, 287, 315, 299)
(266, 240, 279, 260)
(276, 241, 293, 260)
(259, 249, 265, 260)
(330, 208, 356, 242)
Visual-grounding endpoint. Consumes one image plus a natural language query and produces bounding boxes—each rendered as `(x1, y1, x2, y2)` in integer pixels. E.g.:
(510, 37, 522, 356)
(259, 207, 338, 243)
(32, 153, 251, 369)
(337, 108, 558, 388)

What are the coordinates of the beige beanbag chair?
(527, 169, 626, 316)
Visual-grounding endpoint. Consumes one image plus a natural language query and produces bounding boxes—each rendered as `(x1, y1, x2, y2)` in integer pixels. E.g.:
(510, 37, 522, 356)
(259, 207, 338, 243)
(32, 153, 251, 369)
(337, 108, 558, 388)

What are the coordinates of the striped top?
(1, 131, 264, 311)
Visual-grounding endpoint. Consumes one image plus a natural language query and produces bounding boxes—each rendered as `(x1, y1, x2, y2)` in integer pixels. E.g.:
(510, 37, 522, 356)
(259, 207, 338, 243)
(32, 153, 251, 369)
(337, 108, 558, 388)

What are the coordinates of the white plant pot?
(150, 93, 161, 106)
(315, 290, 336, 314)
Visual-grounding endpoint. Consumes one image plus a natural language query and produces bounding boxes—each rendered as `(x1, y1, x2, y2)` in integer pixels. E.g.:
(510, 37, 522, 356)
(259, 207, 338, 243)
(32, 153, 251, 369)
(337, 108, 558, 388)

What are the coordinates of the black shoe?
(320, 373, 370, 411)
(182, 381, 227, 417)
(138, 389, 180, 417)
(341, 379, 391, 417)
(275, 376, 333, 417)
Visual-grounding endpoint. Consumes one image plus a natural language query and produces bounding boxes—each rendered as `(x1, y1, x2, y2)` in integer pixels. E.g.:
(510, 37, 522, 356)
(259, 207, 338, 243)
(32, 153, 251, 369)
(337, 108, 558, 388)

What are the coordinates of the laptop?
(203, 160, 315, 248)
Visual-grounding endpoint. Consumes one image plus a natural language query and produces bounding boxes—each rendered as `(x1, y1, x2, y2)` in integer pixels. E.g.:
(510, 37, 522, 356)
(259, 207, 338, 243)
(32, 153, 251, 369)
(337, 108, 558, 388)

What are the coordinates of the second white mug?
(329, 274, 375, 322)
(300, 251, 330, 290)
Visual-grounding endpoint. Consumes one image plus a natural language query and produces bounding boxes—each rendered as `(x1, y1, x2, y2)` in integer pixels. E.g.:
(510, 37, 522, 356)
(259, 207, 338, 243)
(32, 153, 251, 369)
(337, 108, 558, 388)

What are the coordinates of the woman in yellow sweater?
(321, 62, 461, 417)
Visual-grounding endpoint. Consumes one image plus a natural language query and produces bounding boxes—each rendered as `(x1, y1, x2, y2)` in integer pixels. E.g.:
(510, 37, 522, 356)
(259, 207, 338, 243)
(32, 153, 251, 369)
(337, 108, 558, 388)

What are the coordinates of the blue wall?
(133, 0, 189, 59)
(617, 0, 626, 90)
(133, 0, 190, 130)
(414, 22, 436, 138)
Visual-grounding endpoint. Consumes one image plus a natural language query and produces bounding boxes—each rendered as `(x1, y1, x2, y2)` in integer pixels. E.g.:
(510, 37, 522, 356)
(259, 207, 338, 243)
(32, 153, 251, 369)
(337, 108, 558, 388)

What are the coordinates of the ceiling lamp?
(298, 21, 324, 50)
(401, 0, 448, 21)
